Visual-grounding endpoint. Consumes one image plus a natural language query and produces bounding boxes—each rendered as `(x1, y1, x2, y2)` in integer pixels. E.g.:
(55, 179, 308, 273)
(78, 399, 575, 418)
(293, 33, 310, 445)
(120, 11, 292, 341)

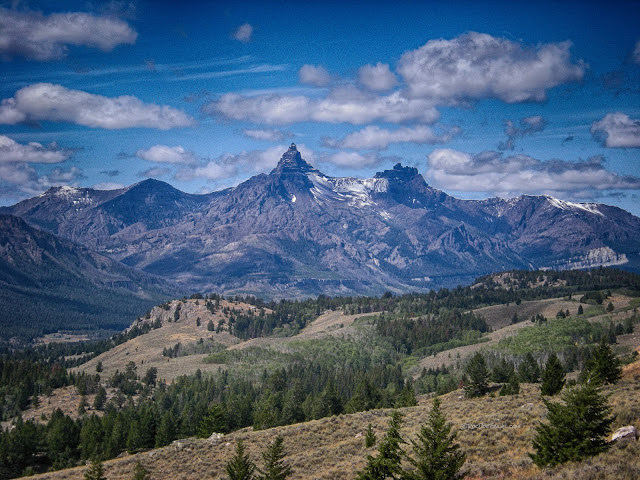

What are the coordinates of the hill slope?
(0, 214, 177, 341)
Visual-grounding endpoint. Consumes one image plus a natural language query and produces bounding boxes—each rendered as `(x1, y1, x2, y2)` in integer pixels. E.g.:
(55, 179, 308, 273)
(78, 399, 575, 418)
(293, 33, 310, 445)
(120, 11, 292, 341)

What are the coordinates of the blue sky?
(1, 0, 640, 215)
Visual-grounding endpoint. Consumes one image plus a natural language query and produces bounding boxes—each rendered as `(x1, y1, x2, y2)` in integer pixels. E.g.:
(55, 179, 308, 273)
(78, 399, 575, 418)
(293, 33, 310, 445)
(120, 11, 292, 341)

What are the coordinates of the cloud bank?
(324, 125, 461, 150)
(426, 148, 640, 198)
(207, 89, 439, 125)
(0, 83, 194, 129)
(136, 145, 198, 164)
(0, 7, 137, 61)
(397, 32, 585, 103)
(591, 113, 640, 148)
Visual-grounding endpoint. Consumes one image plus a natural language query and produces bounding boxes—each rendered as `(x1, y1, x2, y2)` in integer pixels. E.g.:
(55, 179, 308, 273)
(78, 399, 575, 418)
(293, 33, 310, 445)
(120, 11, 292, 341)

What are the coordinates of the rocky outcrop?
(612, 425, 639, 444)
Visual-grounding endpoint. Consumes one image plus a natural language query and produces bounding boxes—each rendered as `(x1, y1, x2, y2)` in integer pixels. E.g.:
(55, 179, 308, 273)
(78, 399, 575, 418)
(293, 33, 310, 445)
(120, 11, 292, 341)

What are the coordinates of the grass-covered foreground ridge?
(0, 267, 639, 479)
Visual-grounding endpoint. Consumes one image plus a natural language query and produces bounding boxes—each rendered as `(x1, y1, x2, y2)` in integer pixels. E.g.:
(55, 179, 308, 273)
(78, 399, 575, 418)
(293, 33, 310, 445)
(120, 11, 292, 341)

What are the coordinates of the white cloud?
(426, 148, 640, 198)
(632, 40, 640, 64)
(0, 83, 194, 129)
(325, 125, 460, 150)
(139, 167, 172, 178)
(92, 182, 126, 190)
(233, 23, 253, 43)
(136, 145, 197, 164)
(242, 128, 288, 141)
(176, 144, 315, 182)
(207, 90, 439, 125)
(0, 135, 75, 163)
(298, 64, 331, 87)
(358, 63, 397, 91)
(0, 163, 84, 198)
(591, 113, 640, 148)
(0, 7, 137, 61)
(321, 151, 384, 168)
(499, 115, 547, 150)
(397, 32, 585, 103)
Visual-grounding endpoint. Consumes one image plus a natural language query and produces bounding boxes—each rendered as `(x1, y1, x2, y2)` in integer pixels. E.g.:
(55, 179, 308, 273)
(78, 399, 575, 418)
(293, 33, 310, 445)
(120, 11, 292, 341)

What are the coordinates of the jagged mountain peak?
(375, 163, 420, 181)
(271, 143, 317, 175)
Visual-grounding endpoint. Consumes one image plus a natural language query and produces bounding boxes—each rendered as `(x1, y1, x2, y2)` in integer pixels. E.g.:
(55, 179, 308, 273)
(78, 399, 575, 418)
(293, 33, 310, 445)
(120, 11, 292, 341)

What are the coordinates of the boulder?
(612, 425, 638, 444)
(208, 432, 224, 445)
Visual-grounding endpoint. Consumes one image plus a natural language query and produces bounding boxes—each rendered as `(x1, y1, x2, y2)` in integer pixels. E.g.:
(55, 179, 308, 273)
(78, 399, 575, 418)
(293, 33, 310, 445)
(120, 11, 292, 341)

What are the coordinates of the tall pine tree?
(464, 353, 489, 398)
(405, 398, 466, 480)
(530, 380, 615, 466)
(256, 435, 291, 480)
(356, 411, 405, 480)
(225, 440, 256, 480)
(585, 338, 622, 384)
(540, 353, 565, 396)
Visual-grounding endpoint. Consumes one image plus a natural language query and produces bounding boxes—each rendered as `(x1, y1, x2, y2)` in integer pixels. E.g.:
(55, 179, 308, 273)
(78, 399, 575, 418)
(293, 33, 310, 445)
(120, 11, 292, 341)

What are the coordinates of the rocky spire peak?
(272, 143, 316, 175)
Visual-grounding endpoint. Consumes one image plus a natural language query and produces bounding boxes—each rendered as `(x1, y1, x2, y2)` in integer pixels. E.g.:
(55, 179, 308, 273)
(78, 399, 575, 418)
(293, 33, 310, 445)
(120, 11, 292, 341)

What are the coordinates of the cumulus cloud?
(100, 169, 120, 177)
(358, 63, 397, 91)
(176, 144, 314, 182)
(233, 23, 253, 43)
(92, 182, 126, 190)
(320, 151, 386, 169)
(397, 32, 585, 103)
(0, 83, 194, 129)
(207, 89, 439, 125)
(139, 166, 171, 178)
(0, 163, 85, 198)
(298, 64, 331, 87)
(591, 113, 640, 148)
(136, 145, 198, 164)
(0, 7, 137, 61)
(324, 125, 460, 150)
(242, 128, 289, 142)
(0, 135, 76, 163)
(498, 115, 547, 150)
(426, 148, 640, 198)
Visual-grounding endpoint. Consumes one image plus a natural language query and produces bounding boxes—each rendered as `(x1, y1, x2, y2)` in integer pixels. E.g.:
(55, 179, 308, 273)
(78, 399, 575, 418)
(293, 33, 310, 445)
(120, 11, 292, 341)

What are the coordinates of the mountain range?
(2, 143, 639, 298)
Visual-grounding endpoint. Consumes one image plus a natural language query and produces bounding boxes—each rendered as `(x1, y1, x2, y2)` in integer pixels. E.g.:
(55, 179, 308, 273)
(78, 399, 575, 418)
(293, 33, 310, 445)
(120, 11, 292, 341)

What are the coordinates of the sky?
(1, 0, 640, 216)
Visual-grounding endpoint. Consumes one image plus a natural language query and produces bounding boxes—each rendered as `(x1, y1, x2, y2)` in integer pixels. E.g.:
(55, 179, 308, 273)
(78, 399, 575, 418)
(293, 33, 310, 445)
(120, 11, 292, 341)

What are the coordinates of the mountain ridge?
(2, 144, 639, 297)
(0, 213, 177, 340)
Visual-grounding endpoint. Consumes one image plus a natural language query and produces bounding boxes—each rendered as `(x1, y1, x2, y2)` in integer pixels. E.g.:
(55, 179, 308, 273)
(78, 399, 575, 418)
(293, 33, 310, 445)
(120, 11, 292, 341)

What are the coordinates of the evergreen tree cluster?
(356, 401, 465, 480)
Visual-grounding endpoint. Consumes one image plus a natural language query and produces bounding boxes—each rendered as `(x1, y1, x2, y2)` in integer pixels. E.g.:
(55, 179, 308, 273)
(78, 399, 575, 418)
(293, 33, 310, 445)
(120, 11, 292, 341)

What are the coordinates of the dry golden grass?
(74, 299, 250, 382)
(26, 293, 637, 479)
(27, 364, 640, 480)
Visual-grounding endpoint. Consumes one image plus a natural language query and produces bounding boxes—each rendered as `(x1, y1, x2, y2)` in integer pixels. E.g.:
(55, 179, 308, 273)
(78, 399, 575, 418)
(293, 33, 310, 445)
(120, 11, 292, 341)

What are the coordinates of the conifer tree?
(463, 353, 489, 398)
(356, 411, 405, 480)
(530, 380, 614, 466)
(93, 386, 107, 410)
(585, 338, 622, 384)
(225, 440, 256, 480)
(540, 353, 565, 396)
(365, 423, 377, 448)
(499, 374, 520, 396)
(84, 459, 106, 480)
(405, 398, 466, 480)
(517, 353, 540, 383)
(256, 435, 292, 480)
(197, 403, 228, 438)
(132, 461, 151, 480)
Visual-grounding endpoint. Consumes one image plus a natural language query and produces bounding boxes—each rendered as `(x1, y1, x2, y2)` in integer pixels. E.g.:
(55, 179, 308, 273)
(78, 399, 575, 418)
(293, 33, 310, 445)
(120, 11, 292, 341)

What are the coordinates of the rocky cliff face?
(3, 144, 640, 297)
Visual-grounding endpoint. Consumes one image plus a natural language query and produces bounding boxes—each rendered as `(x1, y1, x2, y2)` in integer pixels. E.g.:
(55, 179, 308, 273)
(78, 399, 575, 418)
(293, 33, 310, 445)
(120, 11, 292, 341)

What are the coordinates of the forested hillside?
(0, 268, 639, 479)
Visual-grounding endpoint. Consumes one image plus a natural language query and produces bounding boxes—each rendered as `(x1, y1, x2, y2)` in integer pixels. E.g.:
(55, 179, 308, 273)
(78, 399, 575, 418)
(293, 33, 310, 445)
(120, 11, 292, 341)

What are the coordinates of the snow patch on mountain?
(545, 196, 603, 216)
